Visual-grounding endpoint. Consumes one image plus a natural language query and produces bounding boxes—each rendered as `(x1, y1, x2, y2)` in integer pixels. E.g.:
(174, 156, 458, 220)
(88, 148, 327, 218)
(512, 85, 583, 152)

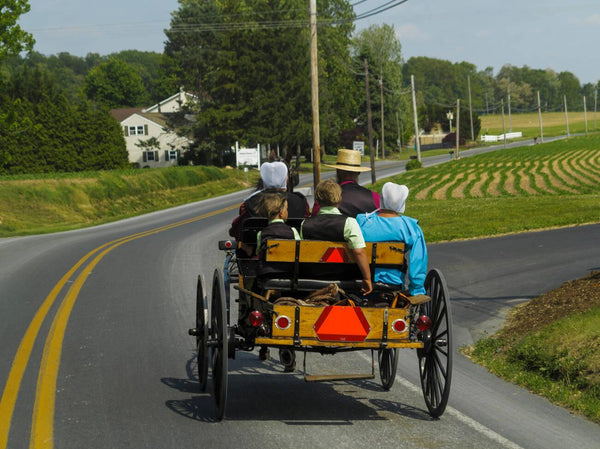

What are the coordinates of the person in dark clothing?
(301, 180, 372, 295)
(311, 149, 380, 217)
(255, 193, 300, 254)
(229, 161, 309, 241)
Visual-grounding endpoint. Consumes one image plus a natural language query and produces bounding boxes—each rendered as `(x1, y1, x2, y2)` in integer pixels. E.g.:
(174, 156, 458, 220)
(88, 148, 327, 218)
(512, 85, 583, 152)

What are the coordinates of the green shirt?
(303, 206, 365, 249)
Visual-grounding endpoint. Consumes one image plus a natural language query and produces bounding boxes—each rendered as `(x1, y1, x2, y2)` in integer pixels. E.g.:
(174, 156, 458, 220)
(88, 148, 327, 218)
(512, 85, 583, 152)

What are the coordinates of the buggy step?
(304, 373, 375, 382)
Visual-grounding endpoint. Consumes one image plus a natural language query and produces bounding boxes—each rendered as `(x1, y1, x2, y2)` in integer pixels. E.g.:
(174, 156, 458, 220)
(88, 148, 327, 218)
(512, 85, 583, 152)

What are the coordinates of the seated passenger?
(229, 161, 309, 240)
(255, 193, 300, 255)
(301, 180, 373, 295)
(356, 183, 427, 295)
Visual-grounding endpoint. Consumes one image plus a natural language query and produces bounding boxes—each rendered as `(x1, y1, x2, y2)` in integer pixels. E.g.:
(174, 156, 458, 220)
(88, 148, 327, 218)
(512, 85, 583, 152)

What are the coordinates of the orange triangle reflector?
(314, 306, 370, 342)
(320, 247, 349, 263)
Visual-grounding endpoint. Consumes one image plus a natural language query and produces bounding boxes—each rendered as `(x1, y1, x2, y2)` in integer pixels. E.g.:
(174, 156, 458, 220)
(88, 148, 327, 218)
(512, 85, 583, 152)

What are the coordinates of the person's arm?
(229, 202, 248, 239)
(351, 247, 372, 294)
(344, 217, 372, 294)
(407, 225, 428, 295)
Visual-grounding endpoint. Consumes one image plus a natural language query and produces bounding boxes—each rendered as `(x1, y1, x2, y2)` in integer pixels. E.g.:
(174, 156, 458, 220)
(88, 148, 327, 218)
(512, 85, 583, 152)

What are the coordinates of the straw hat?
(324, 149, 370, 172)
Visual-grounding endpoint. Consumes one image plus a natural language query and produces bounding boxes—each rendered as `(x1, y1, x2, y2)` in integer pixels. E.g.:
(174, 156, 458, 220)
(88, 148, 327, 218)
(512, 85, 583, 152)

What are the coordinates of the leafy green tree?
(0, 0, 35, 59)
(0, 64, 128, 174)
(84, 57, 148, 108)
(352, 23, 407, 154)
(557, 71, 582, 111)
(163, 0, 356, 164)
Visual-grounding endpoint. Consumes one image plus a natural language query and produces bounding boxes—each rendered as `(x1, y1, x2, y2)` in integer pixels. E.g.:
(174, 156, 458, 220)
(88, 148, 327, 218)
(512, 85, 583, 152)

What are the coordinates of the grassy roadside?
(463, 272, 600, 424)
(0, 166, 260, 236)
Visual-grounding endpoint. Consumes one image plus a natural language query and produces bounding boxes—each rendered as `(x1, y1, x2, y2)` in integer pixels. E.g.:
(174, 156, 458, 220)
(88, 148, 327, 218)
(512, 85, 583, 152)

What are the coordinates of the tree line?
(1, 0, 598, 174)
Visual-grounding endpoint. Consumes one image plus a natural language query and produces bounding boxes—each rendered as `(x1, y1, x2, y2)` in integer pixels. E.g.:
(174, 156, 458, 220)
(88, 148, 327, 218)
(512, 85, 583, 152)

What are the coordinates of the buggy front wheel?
(378, 348, 398, 390)
(196, 275, 209, 392)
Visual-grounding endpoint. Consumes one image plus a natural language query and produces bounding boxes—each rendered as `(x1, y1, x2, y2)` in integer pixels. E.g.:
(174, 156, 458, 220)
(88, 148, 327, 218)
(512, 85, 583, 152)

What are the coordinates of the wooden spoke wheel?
(378, 348, 398, 391)
(195, 275, 209, 392)
(417, 268, 453, 418)
(211, 269, 228, 421)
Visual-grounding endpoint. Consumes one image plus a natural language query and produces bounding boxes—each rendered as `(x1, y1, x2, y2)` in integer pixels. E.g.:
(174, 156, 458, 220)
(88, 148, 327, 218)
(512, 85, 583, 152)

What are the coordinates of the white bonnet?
(260, 161, 288, 189)
(381, 182, 409, 214)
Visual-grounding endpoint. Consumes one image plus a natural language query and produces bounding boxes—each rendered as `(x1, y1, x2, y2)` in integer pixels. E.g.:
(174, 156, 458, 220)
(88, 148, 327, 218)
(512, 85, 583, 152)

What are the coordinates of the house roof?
(110, 107, 143, 122)
(143, 90, 198, 113)
(110, 109, 171, 128)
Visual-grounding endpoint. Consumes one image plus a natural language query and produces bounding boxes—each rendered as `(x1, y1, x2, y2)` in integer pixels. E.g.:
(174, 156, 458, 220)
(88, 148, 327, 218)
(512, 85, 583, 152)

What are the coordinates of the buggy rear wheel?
(418, 268, 453, 418)
(211, 269, 228, 421)
(378, 348, 398, 390)
(195, 275, 209, 392)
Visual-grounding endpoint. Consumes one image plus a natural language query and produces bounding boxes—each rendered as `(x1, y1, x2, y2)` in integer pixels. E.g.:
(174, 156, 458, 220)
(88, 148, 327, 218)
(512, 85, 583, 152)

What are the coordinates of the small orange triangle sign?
(320, 247, 348, 263)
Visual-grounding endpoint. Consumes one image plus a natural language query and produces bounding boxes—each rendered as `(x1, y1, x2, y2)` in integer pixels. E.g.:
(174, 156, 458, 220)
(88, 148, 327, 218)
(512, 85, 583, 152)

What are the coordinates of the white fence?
(481, 132, 523, 142)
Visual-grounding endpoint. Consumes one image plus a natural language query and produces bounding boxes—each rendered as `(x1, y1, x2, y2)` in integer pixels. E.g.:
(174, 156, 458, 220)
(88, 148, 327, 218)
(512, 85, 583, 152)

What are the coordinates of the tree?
(0, 0, 35, 59)
(352, 24, 407, 153)
(84, 57, 148, 108)
(163, 0, 357, 164)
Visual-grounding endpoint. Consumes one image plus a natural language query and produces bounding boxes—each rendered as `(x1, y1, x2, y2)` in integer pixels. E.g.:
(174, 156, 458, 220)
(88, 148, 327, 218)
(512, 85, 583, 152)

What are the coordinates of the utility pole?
(537, 91, 544, 143)
(365, 58, 376, 184)
(583, 95, 588, 134)
(468, 75, 474, 141)
(595, 86, 598, 130)
(309, 0, 321, 186)
(501, 98, 507, 149)
(410, 75, 421, 162)
(507, 84, 512, 132)
(564, 95, 570, 137)
(379, 67, 385, 159)
(456, 99, 460, 158)
(396, 111, 401, 152)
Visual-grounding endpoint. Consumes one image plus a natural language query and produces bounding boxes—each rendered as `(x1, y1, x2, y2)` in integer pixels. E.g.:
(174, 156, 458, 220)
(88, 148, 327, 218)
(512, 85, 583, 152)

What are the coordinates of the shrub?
(405, 158, 422, 171)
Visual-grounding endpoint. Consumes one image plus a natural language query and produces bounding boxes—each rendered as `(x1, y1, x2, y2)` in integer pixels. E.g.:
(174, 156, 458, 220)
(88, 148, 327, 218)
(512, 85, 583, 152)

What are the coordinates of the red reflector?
(275, 315, 291, 330)
(392, 319, 407, 333)
(249, 310, 264, 327)
(225, 241, 232, 248)
(416, 315, 432, 332)
(320, 247, 349, 263)
(314, 306, 370, 342)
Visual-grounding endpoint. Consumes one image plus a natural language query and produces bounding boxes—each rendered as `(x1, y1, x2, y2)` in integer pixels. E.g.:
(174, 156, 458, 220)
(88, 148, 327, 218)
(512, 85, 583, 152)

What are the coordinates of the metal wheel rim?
(212, 269, 228, 421)
(196, 275, 209, 392)
(417, 268, 453, 418)
(378, 348, 398, 391)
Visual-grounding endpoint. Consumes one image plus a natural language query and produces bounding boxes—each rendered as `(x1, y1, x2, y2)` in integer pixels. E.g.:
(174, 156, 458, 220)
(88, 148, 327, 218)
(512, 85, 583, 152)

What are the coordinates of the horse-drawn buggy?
(189, 217, 452, 420)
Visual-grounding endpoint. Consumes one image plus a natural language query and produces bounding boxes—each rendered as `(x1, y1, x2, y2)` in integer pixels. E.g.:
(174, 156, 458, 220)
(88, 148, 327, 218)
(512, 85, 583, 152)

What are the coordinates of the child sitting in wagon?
(255, 192, 300, 255)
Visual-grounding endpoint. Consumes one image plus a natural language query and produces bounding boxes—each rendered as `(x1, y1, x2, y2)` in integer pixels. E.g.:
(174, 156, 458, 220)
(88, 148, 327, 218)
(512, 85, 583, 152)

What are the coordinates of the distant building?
(110, 90, 196, 168)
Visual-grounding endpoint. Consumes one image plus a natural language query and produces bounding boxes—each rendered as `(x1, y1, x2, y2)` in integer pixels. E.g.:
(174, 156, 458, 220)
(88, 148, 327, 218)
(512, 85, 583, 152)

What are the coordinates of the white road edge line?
(358, 352, 524, 449)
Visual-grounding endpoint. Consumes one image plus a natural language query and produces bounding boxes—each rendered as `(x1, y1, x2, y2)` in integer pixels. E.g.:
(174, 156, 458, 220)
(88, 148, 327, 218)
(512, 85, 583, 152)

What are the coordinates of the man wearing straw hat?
(311, 149, 381, 217)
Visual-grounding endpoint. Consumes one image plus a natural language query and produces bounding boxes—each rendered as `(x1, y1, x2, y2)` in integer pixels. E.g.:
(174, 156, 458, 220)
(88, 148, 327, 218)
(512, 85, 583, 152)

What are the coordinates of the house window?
(126, 125, 147, 136)
(165, 150, 178, 161)
(143, 151, 159, 162)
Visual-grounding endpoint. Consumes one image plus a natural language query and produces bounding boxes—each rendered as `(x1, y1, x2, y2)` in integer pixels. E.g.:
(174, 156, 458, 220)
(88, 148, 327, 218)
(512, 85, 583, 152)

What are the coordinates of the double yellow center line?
(0, 204, 237, 449)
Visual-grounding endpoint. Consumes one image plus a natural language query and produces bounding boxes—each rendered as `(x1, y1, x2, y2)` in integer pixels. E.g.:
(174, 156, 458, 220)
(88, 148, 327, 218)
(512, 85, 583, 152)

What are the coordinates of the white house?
(110, 90, 197, 168)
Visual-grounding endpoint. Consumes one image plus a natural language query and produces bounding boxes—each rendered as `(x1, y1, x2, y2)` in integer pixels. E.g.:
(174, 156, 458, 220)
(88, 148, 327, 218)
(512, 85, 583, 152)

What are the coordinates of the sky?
(17, 0, 600, 85)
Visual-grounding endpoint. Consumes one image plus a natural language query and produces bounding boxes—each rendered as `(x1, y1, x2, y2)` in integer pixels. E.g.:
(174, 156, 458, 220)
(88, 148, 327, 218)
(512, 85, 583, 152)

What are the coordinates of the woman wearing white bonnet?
(356, 182, 428, 296)
(229, 161, 309, 240)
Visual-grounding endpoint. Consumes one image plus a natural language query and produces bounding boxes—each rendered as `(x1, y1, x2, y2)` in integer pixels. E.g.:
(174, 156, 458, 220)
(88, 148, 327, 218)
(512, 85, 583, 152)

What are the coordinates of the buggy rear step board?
(304, 373, 375, 382)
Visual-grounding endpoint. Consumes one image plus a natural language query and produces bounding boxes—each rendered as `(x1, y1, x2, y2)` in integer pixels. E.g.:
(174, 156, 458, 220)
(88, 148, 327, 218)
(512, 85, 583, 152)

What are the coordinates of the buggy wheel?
(196, 275, 209, 392)
(378, 348, 398, 390)
(417, 268, 453, 418)
(211, 269, 228, 421)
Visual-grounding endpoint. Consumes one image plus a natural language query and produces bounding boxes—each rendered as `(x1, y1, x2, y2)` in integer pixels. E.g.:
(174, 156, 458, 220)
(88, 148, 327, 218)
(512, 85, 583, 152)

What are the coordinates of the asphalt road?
(1, 149, 599, 449)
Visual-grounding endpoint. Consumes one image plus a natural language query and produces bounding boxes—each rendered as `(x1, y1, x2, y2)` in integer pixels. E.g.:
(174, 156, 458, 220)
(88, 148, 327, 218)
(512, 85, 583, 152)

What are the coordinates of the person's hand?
(361, 278, 373, 295)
